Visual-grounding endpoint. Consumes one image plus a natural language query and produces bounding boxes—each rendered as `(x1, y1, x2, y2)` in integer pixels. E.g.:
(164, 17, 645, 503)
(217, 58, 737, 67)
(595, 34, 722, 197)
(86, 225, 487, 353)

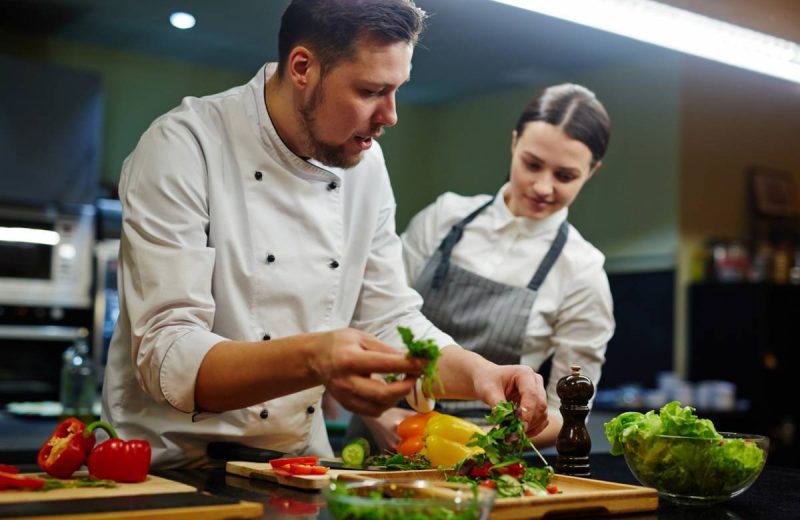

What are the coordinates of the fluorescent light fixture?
(0, 227, 60, 246)
(491, 0, 800, 84)
(169, 12, 196, 30)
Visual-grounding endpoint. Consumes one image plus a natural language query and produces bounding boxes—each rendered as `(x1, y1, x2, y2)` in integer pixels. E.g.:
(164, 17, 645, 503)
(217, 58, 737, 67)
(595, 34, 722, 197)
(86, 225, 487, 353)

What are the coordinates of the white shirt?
(102, 63, 453, 468)
(402, 186, 614, 412)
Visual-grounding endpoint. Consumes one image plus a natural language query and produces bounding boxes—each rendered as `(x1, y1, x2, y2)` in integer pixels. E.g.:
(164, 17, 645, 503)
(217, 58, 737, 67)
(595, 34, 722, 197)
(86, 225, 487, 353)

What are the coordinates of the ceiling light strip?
(491, 0, 800, 84)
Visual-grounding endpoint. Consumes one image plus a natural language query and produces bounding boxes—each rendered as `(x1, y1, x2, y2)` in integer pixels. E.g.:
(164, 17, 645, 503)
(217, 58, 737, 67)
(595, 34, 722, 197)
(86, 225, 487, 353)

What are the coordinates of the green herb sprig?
(384, 326, 444, 399)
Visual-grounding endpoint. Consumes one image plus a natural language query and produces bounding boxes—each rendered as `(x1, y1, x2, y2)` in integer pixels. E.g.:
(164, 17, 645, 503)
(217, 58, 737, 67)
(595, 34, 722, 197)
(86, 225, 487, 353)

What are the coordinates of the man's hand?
(473, 364, 548, 437)
(362, 407, 415, 452)
(308, 328, 425, 417)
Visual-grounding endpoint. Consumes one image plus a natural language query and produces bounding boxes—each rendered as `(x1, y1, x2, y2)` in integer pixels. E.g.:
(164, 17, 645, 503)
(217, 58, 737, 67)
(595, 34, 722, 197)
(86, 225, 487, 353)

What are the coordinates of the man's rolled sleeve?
(159, 329, 228, 413)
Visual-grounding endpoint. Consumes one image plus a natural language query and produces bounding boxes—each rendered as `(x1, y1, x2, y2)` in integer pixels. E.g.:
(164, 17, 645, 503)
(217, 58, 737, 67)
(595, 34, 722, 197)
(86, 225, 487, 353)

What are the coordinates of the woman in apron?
(346, 83, 615, 451)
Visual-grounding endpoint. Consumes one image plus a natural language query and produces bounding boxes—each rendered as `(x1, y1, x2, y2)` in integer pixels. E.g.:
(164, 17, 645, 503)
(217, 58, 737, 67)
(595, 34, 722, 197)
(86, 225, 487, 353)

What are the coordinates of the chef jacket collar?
(491, 182, 568, 237)
(254, 63, 343, 184)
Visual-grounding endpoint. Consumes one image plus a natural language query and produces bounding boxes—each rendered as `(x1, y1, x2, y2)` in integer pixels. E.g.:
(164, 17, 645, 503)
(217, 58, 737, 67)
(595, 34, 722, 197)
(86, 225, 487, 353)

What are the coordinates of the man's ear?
(510, 130, 518, 155)
(588, 160, 603, 180)
(287, 46, 317, 90)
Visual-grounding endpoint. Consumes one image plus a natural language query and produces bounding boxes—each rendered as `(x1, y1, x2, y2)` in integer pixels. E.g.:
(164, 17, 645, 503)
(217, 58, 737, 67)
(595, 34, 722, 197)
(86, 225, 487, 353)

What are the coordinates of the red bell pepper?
(83, 421, 151, 483)
(37, 417, 96, 479)
(0, 470, 45, 490)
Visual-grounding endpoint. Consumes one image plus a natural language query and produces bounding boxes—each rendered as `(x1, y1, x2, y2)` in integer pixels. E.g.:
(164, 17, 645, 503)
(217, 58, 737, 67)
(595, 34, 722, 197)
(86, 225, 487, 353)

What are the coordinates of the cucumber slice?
(342, 437, 370, 468)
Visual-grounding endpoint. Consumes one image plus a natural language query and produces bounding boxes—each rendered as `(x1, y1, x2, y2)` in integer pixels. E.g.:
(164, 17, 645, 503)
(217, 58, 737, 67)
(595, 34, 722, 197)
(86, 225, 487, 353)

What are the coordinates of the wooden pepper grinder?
(555, 365, 594, 476)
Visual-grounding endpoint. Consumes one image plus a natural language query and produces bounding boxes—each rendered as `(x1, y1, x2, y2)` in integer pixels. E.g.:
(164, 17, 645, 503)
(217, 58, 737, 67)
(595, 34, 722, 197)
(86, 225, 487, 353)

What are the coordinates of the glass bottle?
(60, 328, 97, 422)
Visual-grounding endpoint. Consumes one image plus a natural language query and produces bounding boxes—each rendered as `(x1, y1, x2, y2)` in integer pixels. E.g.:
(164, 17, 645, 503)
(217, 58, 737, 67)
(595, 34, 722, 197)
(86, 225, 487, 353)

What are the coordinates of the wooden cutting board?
(0, 472, 264, 520)
(336, 471, 658, 519)
(0, 472, 196, 503)
(226, 460, 441, 490)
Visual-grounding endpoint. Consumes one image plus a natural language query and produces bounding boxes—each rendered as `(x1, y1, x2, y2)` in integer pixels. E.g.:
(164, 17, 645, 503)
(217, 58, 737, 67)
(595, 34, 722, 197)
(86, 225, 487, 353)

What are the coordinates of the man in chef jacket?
(102, 0, 549, 468)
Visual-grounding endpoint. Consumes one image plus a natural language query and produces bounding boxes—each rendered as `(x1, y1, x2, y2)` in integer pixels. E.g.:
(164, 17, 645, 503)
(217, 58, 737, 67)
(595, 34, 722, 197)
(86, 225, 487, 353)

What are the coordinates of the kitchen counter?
(154, 455, 799, 520)
(3, 412, 797, 519)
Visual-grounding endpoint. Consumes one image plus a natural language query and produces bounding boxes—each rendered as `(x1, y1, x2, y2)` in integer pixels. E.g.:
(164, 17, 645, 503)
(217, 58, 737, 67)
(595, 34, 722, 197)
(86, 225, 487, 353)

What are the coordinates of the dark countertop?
(3, 412, 799, 519)
(152, 455, 800, 520)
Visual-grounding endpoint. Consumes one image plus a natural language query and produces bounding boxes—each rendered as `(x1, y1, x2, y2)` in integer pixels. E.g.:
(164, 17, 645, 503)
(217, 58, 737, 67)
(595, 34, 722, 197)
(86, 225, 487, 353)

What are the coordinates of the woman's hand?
(361, 407, 416, 452)
(437, 347, 548, 437)
(473, 364, 549, 437)
(308, 328, 425, 417)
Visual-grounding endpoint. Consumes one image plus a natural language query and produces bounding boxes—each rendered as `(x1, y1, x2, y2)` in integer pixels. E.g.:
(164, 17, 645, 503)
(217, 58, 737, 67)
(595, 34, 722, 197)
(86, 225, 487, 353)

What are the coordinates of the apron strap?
(432, 198, 495, 289)
(527, 220, 570, 291)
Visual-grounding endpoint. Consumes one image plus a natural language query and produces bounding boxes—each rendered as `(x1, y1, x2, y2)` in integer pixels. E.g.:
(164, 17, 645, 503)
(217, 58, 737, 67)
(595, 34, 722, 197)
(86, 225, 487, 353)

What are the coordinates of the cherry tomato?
(397, 411, 440, 440)
(397, 435, 425, 456)
(478, 479, 496, 489)
(546, 484, 559, 494)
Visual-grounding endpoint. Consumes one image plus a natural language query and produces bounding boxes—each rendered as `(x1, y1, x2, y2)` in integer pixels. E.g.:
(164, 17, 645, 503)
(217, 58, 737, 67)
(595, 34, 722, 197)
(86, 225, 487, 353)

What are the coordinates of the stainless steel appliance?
(0, 204, 95, 404)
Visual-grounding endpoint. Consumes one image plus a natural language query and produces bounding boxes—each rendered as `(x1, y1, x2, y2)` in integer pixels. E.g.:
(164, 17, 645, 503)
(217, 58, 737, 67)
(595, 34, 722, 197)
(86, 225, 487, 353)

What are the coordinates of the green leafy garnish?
(605, 401, 766, 497)
(40, 477, 117, 491)
(364, 452, 432, 471)
(385, 326, 444, 399)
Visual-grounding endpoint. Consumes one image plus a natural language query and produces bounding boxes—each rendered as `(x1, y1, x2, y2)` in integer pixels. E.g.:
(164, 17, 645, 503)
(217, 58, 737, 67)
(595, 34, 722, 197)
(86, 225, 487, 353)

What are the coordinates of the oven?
(0, 204, 95, 404)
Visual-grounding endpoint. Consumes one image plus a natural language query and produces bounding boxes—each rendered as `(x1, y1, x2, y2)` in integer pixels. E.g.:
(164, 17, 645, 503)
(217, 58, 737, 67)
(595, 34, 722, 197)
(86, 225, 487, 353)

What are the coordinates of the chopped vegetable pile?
(448, 402, 556, 498)
(605, 401, 766, 497)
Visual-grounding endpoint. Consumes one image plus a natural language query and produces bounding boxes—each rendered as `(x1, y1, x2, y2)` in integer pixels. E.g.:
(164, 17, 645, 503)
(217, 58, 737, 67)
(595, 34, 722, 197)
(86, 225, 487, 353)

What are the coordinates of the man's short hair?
(277, 0, 427, 77)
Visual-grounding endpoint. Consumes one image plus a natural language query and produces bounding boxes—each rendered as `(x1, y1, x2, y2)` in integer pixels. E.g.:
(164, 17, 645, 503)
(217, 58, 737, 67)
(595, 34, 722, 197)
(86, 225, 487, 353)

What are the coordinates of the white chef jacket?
(101, 63, 454, 469)
(401, 186, 614, 413)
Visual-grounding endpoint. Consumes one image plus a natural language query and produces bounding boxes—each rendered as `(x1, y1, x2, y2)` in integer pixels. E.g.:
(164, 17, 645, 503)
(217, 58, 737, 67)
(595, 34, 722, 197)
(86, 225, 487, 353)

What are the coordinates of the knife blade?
(206, 442, 385, 470)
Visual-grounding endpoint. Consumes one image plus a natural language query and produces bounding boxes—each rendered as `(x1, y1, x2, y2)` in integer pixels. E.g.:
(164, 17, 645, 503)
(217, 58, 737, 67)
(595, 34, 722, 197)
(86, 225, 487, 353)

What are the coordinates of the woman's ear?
(588, 160, 603, 180)
(287, 46, 316, 90)
(510, 130, 518, 155)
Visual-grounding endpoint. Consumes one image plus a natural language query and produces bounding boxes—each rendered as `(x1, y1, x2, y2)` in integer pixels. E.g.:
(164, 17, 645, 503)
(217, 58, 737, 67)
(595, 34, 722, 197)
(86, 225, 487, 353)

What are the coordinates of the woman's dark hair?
(515, 84, 611, 166)
(277, 0, 427, 78)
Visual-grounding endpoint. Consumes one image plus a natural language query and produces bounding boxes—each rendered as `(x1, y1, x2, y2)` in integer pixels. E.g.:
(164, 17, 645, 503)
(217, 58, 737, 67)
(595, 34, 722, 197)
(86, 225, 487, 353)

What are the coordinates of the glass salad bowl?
(622, 432, 769, 505)
(323, 479, 496, 520)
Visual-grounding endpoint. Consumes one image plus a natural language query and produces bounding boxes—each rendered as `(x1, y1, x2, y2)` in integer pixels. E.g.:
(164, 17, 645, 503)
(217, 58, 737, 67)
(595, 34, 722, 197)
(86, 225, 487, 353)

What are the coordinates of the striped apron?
(413, 198, 569, 416)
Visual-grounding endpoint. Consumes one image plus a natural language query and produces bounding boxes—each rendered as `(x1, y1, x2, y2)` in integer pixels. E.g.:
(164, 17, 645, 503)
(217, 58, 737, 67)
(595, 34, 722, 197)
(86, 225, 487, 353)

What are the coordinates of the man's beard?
(299, 83, 363, 169)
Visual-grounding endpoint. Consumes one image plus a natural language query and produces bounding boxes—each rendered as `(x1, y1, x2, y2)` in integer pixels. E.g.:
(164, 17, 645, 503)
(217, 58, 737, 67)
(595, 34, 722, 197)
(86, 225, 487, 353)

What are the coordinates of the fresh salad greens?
(449, 402, 555, 498)
(385, 326, 444, 398)
(326, 480, 481, 520)
(605, 401, 766, 497)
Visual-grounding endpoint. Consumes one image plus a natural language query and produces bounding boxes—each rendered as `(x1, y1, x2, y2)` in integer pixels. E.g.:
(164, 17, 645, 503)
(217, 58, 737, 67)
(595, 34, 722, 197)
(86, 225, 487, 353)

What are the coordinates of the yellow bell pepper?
(425, 434, 483, 468)
(422, 414, 485, 467)
(424, 414, 485, 445)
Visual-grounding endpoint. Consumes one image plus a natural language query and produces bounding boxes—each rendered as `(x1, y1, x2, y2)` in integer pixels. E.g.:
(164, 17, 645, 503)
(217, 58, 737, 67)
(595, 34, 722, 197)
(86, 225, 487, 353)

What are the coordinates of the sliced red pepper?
(0, 464, 20, 474)
(272, 467, 293, 478)
(84, 421, 151, 483)
(546, 484, 559, 494)
(0, 470, 45, 490)
(269, 456, 319, 468)
(478, 479, 496, 489)
(37, 417, 96, 479)
(287, 463, 329, 475)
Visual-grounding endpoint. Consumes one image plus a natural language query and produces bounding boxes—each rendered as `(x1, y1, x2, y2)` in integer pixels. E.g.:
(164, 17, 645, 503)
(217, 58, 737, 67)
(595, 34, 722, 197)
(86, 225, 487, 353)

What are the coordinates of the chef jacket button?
(266, 254, 275, 263)
(306, 406, 315, 414)
(260, 409, 269, 419)
(254, 171, 263, 181)
(262, 333, 271, 341)
(329, 260, 339, 269)
(327, 181, 338, 191)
